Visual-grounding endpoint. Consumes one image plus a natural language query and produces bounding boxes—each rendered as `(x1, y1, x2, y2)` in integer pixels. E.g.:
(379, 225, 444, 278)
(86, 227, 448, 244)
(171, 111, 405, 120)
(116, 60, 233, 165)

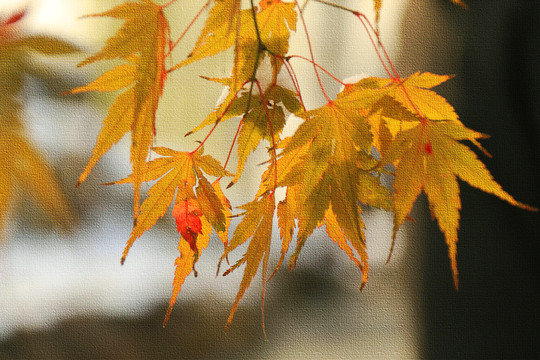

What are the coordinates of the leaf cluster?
(65, 0, 536, 334)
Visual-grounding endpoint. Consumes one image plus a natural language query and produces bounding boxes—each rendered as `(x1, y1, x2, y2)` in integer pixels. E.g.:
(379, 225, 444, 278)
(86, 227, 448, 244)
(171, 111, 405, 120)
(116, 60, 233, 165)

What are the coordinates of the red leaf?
(173, 198, 203, 252)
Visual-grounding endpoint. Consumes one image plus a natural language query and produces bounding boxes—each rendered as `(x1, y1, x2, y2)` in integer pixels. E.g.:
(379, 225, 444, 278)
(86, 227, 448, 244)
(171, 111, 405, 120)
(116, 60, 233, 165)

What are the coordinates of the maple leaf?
(338, 72, 458, 156)
(171, 0, 297, 92)
(232, 85, 299, 185)
(111, 145, 231, 324)
(389, 72, 458, 122)
(272, 99, 379, 284)
(164, 211, 212, 326)
(113, 147, 229, 264)
(384, 120, 537, 288)
(219, 192, 275, 334)
(170, 0, 243, 70)
(68, 0, 170, 219)
(0, 11, 77, 232)
(0, 125, 74, 231)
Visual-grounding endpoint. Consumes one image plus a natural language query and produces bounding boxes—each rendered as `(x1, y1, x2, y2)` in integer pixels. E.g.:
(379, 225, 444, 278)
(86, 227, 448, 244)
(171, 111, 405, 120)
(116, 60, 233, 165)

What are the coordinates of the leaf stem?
(188, 80, 250, 155)
(222, 118, 244, 185)
(356, 12, 400, 79)
(275, 55, 306, 111)
(166, 0, 212, 70)
(355, 14, 394, 79)
(190, 121, 219, 155)
(311, 0, 400, 80)
(161, 0, 179, 8)
(293, 0, 332, 103)
(287, 54, 346, 86)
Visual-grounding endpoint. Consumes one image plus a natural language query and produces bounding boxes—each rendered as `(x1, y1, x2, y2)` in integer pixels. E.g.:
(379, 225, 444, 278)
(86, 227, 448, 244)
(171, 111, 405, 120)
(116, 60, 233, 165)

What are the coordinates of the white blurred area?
(0, 0, 423, 358)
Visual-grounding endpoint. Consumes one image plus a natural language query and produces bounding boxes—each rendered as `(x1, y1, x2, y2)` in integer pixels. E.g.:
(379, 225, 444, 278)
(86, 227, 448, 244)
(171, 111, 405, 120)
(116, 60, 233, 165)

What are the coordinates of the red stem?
(357, 12, 400, 79)
(165, 0, 211, 60)
(287, 54, 346, 86)
(355, 13, 394, 79)
(190, 120, 220, 155)
(190, 81, 250, 155)
(220, 118, 244, 182)
(293, 0, 332, 103)
(161, 0, 178, 8)
(274, 55, 306, 111)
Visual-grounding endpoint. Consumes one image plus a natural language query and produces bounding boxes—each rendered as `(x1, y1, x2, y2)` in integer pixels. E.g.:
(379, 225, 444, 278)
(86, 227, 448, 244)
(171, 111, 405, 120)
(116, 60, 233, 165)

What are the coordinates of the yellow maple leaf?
(68, 0, 170, 219)
(219, 192, 275, 335)
(0, 125, 74, 232)
(1, 13, 77, 233)
(170, 0, 243, 71)
(384, 120, 536, 288)
(164, 214, 212, 326)
(111, 146, 230, 266)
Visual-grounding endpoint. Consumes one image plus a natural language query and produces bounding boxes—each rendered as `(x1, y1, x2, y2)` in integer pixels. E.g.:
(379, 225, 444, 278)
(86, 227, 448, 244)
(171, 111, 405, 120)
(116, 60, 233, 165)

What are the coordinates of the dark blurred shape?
(402, 0, 539, 358)
(0, 300, 266, 360)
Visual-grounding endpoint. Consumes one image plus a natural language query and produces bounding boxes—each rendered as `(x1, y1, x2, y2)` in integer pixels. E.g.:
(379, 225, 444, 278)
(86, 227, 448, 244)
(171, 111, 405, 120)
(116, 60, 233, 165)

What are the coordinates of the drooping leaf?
(193, 149, 233, 178)
(170, 0, 243, 70)
(324, 205, 369, 288)
(384, 120, 537, 288)
(0, 125, 74, 231)
(257, 0, 297, 76)
(271, 186, 297, 278)
(118, 149, 196, 264)
(220, 193, 275, 332)
(195, 175, 227, 233)
(164, 216, 212, 326)
(13, 35, 79, 55)
(0, 16, 77, 233)
(211, 180, 232, 247)
(116, 146, 231, 268)
(69, 0, 170, 218)
(280, 100, 378, 272)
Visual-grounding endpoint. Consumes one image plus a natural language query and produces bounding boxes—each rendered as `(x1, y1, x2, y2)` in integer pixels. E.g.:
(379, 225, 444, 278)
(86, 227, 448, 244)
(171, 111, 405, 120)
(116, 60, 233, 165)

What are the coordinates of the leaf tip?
(163, 307, 172, 328)
(5, 9, 27, 25)
(360, 281, 366, 291)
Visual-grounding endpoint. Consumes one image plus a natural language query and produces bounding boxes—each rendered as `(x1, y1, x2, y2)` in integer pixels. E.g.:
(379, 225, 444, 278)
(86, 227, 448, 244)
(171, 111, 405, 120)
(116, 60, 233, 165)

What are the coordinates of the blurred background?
(0, 0, 538, 359)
